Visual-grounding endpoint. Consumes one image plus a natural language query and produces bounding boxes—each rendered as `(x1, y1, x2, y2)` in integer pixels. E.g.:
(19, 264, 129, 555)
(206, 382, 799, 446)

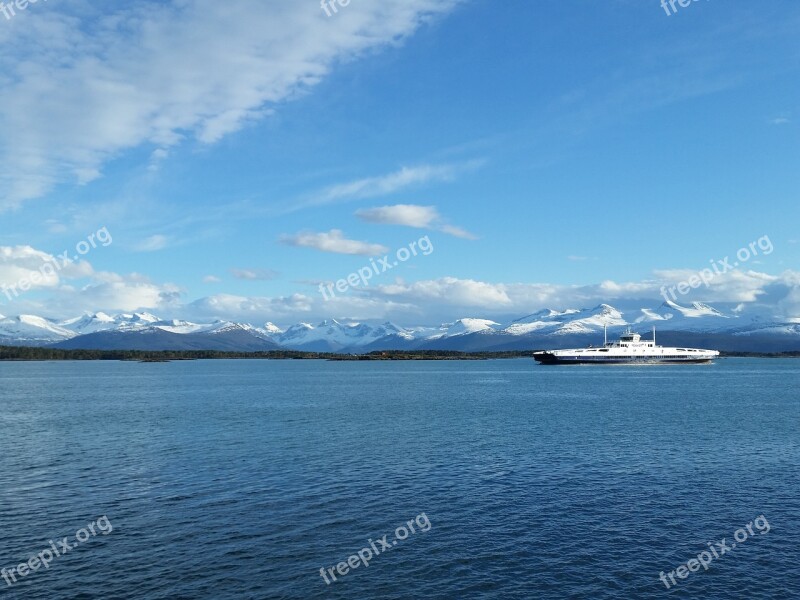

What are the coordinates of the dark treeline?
(0, 346, 538, 361)
(1, 346, 797, 362)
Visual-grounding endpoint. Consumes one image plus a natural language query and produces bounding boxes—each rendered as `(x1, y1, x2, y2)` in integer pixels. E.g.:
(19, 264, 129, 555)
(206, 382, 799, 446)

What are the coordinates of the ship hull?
(533, 327, 720, 365)
(533, 352, 716, 365)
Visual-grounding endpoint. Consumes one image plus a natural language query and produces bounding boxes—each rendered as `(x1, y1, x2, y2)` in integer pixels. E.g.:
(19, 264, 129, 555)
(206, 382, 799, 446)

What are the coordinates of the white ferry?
(533, 327, 719, 365)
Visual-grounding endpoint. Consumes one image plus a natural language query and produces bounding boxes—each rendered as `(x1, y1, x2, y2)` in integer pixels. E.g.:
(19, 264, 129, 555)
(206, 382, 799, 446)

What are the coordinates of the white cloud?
(148, 148, 170, 171)
(1, 264, 180, 317)
(374, 277, 513, 308)
(203, 275, 222, 284)
(0, 246, 63, 292)
(134, 235, 169, 252)
(3, 245, 799, 325)
(281, 229, 388, 256)
(308, 164, 464, 209)
(439, 224, 478, 240)
(0, 0, 462, 210)
(70, 273, 182, 313)
(74, 268, 800, 325)
(0, 243, 183, 316)
(653, 268, 776, 303)
(230, 268, 278, 281)
(44, 220, 68, 234)
(356, 204, 439, 228)
(567, 255, 597, 262)
(186, 293, 312, 322)
(356, 203, 478, 239)
(0, 245, 94, 294)
(347, 269, 800, 322)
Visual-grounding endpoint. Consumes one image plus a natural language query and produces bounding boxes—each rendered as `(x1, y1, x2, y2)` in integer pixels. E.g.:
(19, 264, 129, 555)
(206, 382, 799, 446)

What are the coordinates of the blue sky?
(1, 0, 799, 326)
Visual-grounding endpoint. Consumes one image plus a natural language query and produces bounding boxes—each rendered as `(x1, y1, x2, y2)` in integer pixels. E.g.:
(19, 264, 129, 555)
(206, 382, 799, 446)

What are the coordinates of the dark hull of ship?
(533, 352, 715, 365)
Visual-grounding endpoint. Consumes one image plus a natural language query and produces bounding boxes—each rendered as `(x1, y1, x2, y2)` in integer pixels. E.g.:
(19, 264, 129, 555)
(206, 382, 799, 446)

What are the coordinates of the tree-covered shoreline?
(0, 346, 798, 362)
(0, 347, 539, 361)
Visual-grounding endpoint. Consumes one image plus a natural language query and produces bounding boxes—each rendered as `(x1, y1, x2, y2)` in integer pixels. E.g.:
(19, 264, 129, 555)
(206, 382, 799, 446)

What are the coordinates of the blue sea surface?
(0, 358, 798, 599)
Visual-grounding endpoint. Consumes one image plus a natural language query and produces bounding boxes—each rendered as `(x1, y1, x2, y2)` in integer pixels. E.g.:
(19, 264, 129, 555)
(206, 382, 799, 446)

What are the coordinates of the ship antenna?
(604, 323, 607, 346)
(653, 325, 656, 345)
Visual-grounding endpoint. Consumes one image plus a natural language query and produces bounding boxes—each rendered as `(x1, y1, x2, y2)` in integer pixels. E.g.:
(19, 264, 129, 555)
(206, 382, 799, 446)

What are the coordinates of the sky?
(0, 0, 799, 327)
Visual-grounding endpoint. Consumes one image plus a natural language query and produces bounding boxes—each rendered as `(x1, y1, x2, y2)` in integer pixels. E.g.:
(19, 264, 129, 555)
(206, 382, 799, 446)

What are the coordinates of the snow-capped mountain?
(0, 315, 76, 345)
(1, 300, 798, 351)
(634, 300, 729, 330)
(262, 322, 284, 336)
(58, 312, 162, 334)
(428, 318, 503, 338)
(59, 311, 118, 334)
(504, 304, 626, 336)
(273, 319, 414, 351)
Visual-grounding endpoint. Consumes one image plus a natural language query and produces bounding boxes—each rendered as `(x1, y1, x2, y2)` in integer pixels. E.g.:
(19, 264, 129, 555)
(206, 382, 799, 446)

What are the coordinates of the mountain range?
(1, 300, 799, 352)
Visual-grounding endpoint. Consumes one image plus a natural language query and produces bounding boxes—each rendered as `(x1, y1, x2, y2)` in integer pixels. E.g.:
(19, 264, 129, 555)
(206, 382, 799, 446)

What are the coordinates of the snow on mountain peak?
(690, 302, 725, 316)
(131, 312, 160, 323)
(19, 314, 51, 326)
(595, 303, 620, 315)
(512, 308, 581, 324)
(59, 312, 118, 334)
(0, 314, 75, 343)
(637, 299, 730, 330)
(263, 322, 284, 334)
(448, 318, 501, 335)
(279, 322, 315, 342)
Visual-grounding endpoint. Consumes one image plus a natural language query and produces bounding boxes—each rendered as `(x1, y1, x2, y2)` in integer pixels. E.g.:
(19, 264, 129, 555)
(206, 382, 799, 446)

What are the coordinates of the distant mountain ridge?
(1, 301, 798, 352)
